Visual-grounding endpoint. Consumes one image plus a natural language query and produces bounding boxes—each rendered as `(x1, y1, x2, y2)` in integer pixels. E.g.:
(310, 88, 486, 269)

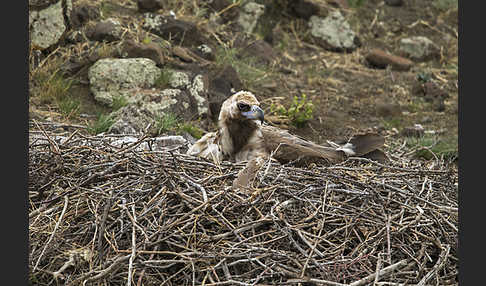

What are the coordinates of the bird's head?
(219, 91, 264, 124)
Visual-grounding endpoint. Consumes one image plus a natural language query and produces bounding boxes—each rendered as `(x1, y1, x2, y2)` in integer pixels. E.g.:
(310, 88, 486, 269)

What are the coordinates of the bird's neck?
(219, 118, 258, 157)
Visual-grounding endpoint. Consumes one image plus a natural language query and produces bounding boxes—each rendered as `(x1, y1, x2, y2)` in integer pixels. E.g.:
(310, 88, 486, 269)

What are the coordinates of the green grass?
(87, 112, 116, 135)
(32, 70, 74, 105)
(111, 95, 128, 111)
(57, 96, 81, 118)
(179, 123, 204, 139)
(100, 1, 116, 19)
(153, 113, 204, 139)
(347, 0, 366, 8)
(213, 46, 274, 89)
(433, 0, 458, 11)
(155, 113, 179, 135)
(154, 68, 173, 89)
(270, 94, 314, 127)
(381, 117, 403, 130)
(406, 134, 458, 161)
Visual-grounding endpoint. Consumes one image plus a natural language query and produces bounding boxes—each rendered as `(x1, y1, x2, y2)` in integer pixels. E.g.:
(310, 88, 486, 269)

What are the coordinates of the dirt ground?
(254, 0, 458, 151)
(29, 0, 458, 161)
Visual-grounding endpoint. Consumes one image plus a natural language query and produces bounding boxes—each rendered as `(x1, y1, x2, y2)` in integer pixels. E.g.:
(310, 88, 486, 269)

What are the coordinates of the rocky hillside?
(29, 0, 458, 161)
(28, 0, 459, 284)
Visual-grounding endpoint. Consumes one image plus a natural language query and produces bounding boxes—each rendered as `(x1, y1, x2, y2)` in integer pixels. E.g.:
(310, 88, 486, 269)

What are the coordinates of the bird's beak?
(242, 105, 264, 123)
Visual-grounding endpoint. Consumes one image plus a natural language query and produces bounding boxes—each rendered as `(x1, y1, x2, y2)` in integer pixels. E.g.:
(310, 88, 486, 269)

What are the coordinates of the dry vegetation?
(29, 0, 458, 284)
(29, 123, 457, 285)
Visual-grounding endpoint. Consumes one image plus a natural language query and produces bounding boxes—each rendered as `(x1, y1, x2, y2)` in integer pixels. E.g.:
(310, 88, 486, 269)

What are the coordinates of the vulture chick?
(187, 91, 387, 189)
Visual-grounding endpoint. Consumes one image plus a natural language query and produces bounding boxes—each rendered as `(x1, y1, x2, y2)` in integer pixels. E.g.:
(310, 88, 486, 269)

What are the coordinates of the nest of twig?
(29, 123, 458, 286)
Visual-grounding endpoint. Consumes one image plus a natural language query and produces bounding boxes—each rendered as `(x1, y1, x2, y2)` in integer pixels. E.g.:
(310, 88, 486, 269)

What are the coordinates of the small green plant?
(142, 36, 152, 44)
(111, 95, 128, 111)
(347, 0, 366, 8)
(57, 96, 80, 118)
(271, 94, 314, 127)
(154, 68, 173, 89)
(214, 46, 274, 89)
(417, 72, 432, 83)
(381, 117, 403, 130)
(87, 112, 116, 135)
(155, 113, 179, 135)
(179, 123, 204, 139)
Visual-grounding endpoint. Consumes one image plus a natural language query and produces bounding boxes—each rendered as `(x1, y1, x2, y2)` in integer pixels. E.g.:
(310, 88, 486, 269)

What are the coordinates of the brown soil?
(29, 0, 458, 159)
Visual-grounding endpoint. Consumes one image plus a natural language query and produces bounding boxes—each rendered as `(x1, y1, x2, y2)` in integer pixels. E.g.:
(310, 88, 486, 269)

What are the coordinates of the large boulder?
(207, 65, 243, 120)
(70, 2, 100, 28)
(85, 18, 124, 42)
(237, 2, 265, 34)
(399, 36, 440, 61)
(108, 88, 203, 134)
(309, 11, 360, 52)
(142, 13, 209, 47)
(29, 0, 72, 50)
(88, 58, 161, 105)
(120, 39, 166, 67)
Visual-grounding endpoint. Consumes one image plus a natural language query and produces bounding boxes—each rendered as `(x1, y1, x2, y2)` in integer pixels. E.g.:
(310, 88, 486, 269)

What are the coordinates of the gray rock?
(70, 3, 100, 28)
(86, 18, 123, 42)
(121, 39, 166, 66)
(237, 2, 265, 34)
(137, 0, 162, 13)
(29, 0, 72, 50)
(401, 124, 425, 138)
(169, 71, 190, 89)
(142, 13, 207, 47)
(309, 11, 359, 52)
(189, 75, 208, 116)
(109, 88, 200, 134)
(197, 44, 212, 56)
(399, 36, 440, 61)
(88, 58, 161, 105)
(108, 104, 154, 134)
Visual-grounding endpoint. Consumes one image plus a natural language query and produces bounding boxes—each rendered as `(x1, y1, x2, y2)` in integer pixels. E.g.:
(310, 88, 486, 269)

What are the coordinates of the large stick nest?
(29, 123, 458, 285)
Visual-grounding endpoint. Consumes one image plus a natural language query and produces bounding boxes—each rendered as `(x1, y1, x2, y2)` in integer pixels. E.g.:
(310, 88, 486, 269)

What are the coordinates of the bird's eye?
(237, 102, 250, 112)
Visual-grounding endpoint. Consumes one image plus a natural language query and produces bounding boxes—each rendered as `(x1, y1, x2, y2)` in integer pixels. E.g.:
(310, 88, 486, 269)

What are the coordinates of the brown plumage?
(187, 91, 387, 189)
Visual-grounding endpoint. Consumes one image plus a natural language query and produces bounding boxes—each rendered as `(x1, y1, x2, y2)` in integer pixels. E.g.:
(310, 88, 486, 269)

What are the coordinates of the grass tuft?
(87, 112, 116, 135)
(406, 134, 458, 161)
(111, 95, 128, 111)
(155, 113, 179, 135)
(154, 68, 173, 89)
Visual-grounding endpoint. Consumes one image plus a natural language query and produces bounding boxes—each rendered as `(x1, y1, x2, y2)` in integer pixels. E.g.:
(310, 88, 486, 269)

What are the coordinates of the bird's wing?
(186, 131, 224, 164)
(346, 133, 385, 156)
(361, 149, 389, 163)
(260, 124, 345, 164)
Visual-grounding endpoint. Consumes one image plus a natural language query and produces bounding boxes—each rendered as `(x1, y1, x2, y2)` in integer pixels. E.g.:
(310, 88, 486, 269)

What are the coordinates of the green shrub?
(271, 94, 314, 127)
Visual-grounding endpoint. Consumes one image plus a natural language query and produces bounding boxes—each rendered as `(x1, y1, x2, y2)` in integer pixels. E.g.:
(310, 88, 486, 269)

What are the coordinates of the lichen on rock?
(88, 58, 161, 105)
(189, 75, 208, 116)
(237, 2, 265, 34)
(309, 11, 359, 52)
(29, 0, 71, 50)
